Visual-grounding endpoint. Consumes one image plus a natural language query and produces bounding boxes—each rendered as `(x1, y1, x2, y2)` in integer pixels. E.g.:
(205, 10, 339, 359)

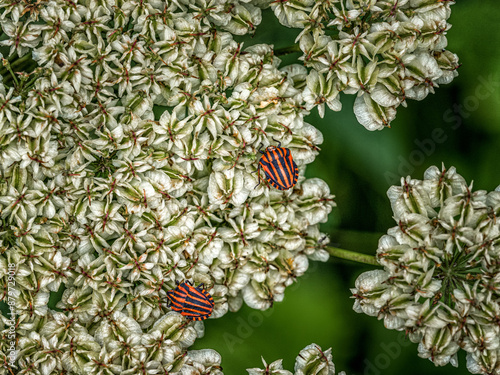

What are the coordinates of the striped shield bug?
(256, 141, 299, 190)
(166, 281, 214, 321)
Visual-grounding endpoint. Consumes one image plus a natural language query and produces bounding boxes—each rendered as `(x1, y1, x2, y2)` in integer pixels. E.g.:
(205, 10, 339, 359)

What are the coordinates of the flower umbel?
(247, 343, 344, 375)
(0, 0, 336, 373)
(351, 165, 500, 374)
(269, 0, 460, 130)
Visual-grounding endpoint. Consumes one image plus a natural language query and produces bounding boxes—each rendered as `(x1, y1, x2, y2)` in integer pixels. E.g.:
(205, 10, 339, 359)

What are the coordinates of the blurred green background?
(192, 1, 500, 374)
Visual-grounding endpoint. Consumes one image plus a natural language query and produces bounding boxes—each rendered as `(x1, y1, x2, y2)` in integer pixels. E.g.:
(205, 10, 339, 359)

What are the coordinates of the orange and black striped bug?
(165, 281, 214, 321)
(255, 141, 298, 190)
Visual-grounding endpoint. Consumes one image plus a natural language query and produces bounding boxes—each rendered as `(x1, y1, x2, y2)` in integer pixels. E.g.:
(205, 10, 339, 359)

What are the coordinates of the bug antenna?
(271, 137, 281, 148)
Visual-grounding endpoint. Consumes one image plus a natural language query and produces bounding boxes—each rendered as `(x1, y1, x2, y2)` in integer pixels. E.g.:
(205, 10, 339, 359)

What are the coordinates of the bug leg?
(175, 280, 180, 286)
(161, 293, 170, 307)
(198, 283, 205, 290)
(165, 290, 173, 305)
(252, 163, 261, 190)
(254, 164, 262, 189)
(257, 143, 265, 154)
(271, 137, 281, 148)
(186, 280, 192, 286)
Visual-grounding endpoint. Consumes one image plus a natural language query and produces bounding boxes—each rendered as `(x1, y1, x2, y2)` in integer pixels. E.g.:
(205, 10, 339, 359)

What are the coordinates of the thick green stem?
(2, 60, 18, 86)
(7, 53, 31, 68)
(274, 44, 301, 56)
(327, 246, 379, 266)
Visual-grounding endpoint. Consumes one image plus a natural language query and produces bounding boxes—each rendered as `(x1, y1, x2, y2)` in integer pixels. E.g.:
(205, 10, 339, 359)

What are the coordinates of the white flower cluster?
(267, 0, 460, 130)
(6, 309, 222, 375)
(247, 343, 343, 375)
(0, 0, 336, 373)
(351, 166, 500, 374)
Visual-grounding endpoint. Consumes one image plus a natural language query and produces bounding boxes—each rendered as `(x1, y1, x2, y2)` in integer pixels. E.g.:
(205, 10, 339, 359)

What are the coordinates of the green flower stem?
(2, 60, 18, 86)
(327, 246, 379, 266)
(7, 53, 31, 68)
(0, 54, 33, 77)
(274, 44, 301, 56)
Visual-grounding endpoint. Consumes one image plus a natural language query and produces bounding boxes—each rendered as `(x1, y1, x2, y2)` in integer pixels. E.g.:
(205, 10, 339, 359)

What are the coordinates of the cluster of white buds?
(4, 309, 223, 374)
(268, 0, 460, 130)
(247, 343, 343, 375)
(0, 0, 336, 373)
(351, 166, 500, 374)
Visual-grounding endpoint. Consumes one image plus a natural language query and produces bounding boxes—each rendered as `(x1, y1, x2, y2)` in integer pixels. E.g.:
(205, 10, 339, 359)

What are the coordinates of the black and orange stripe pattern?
(258, 144, 299, 190)
(166, 281, 214, 321)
